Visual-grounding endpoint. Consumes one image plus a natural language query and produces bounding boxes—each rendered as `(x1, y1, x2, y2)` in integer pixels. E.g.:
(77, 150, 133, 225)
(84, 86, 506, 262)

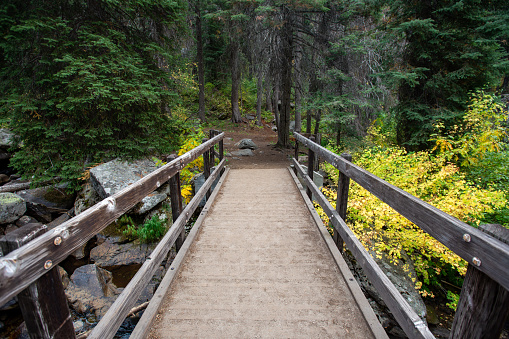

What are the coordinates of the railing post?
(203, 138, 211, 201)
(168, 154, 184, 252)
(294, 136, 299, 176)
(209, 130, 215, 168)
(306, 136, 315, 200)
(0, 223, 75, 339)
(218, 132, 224, 176)
(449, 224, 509, 339)
(335, 153, 352, 253)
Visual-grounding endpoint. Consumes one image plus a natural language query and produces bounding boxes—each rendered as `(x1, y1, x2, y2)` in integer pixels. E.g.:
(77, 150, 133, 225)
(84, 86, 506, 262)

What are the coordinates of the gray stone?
(17, 184, 76, 222)
(236, 139, 258, 150)
(0, 193, 26, 224)
(295, 165, 323, 200)
(0, 129, 16, 149)
(246, 114, 255, 120)
(47, 209, 74, 229)
(90, 241, 154, 269)
(231, 149, 254, 156)
(226, 152, 232, 157)
(192, 168, 220, 207)
(90, 158, 158, 199)
(65, 264, 119, 318)
(74, 183, 101, 216)
(15, 215, 37, 227)
(5, 224, 18, 234)
(58, 266, 70, 289)
(90, 158, 167, 214)
(132, 193, 167, 215)
(289, 120, 296, 133)
(73, 320, 85, 332)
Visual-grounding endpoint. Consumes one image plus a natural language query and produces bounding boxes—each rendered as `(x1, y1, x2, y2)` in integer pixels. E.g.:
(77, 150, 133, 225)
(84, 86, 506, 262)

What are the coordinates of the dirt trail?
(219, 125, 295, 169)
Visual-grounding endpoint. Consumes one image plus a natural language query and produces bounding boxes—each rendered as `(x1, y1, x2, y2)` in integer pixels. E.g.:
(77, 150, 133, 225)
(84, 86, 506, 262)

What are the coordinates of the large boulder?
(90, 241, 154, 269)
(65, 264, 119, 319)
(231, 149, 254, 157)
(16, 184, 76, 223)
(235, 138, 258, 150)
(0, 129, 16, 149)
(90, 159, 166, 214)
(74, 182, 101, 216)
(0, 193, 26, 224)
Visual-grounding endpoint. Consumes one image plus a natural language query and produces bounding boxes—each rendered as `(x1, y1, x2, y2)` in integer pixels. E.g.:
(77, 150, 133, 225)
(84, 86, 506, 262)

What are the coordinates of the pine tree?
(0, 0, 188, 189)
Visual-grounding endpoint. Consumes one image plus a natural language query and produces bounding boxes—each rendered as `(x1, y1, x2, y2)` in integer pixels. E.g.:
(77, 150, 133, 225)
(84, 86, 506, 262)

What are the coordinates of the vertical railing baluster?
(203, 138, 211, 201)
(294, 135, 299, 176)
(335, 153, 352, 253)
(307, 136, 315, 200)
(169, 154, 184, 252)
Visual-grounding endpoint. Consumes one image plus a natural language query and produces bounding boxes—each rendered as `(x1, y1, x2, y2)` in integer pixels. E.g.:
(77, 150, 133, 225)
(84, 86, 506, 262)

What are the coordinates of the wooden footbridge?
(1, 131, 508, 339)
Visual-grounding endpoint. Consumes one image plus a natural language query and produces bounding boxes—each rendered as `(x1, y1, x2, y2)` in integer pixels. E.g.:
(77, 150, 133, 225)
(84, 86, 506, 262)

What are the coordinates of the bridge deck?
(148, 168, 386, 338)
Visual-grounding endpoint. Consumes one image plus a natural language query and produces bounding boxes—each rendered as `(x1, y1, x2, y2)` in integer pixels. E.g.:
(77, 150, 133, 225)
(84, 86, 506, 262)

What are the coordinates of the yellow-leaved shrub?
(319, 146, 506, 301)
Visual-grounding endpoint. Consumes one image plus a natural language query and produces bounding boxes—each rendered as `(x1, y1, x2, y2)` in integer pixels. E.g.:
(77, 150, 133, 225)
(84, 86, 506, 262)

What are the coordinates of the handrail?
(293, 158, 433, 339)
(293, 132, 509, 338)
(89, 159, 226, 339)
(294, 132, 509, 290)
(0, 132, 224, 307)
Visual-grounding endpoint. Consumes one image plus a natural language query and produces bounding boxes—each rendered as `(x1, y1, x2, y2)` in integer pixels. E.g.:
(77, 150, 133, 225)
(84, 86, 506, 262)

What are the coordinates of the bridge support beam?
(1, 223, 75, 339)
(334, 153, 351, 253)
(450, 224, 509, 339)
(169, 154, 184, 252)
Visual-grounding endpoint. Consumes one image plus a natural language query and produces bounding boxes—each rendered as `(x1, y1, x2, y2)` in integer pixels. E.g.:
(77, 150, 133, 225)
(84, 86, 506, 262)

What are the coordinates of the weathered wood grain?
(293, 158, 435, 339)
(334, 152, 351, 253)
(306, 136, 315, 200)
(88, 159, 226, 339)
(130, 167, 231, 339)
(0, 133, 224, 307)
(1, 223, 75, 339)
(294, 132, 509, 291)
(449, 224, 509, 339)
(168, 155, 184, 252)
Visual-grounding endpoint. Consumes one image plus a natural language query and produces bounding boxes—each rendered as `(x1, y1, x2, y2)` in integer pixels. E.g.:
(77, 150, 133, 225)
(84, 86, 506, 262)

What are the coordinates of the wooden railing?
(294, 132, 509, 339)
(0, 130, 225, 339)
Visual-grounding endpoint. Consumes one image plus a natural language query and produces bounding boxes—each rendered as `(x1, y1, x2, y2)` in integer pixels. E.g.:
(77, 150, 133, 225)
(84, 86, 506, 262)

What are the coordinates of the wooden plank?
(203, 138, 211, 201)
(288, 168, 389, 339)
(294, 132, 509, 291)
(292, 158, 435, 339)
(0, 133, 224, 307)
(449, 224, 509, 339)
(1, 223, 75, 339)
(130, 167, 231, 339)
(88, 159, 226, 339)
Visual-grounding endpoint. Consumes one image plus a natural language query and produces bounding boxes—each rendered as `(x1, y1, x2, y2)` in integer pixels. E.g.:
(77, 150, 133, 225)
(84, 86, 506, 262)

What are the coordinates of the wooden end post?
(203, 138, 211, 201)
(307, 136, 315, 200)
(0, 223, 75, 339)
(335, 153, 352, 253)
(168, 154, 184, 252)
(449, 224, 509, 339)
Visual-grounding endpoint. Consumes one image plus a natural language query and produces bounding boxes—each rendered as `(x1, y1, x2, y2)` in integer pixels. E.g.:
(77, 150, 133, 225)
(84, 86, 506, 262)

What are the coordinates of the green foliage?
(121, 214, 168, 243)
(432, 90, 508, 167)
(319, 144, 507, 304)
(379, 0, 509, 150)
(0, 0, 188, 191)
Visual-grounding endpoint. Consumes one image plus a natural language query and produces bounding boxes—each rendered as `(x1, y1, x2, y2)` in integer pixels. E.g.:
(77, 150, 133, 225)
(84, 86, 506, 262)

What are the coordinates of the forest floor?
(207, 119, 295, 169)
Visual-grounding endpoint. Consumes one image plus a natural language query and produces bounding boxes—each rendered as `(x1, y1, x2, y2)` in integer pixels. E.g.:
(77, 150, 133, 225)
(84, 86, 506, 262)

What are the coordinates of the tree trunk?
(277, 7, 293, 147)
(336, 122, 341, 146)
(295, 88, 301, 133)
(256, 69, 263, 125)
(196, 7, 205, 122)
(231, 40, 241, 123)
(306, 110, 312, 133)
(273, 84, 280, 128)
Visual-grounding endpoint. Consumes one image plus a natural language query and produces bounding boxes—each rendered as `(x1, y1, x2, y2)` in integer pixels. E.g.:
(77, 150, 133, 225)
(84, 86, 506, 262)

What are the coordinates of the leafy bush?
(319, 145, 507, 303)
(121, 214, 168, 243)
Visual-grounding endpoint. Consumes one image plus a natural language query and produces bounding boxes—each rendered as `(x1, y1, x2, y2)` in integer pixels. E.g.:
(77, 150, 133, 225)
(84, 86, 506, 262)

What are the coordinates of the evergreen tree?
(0, 0, 188, 189)
(380, 0, 508, 150)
